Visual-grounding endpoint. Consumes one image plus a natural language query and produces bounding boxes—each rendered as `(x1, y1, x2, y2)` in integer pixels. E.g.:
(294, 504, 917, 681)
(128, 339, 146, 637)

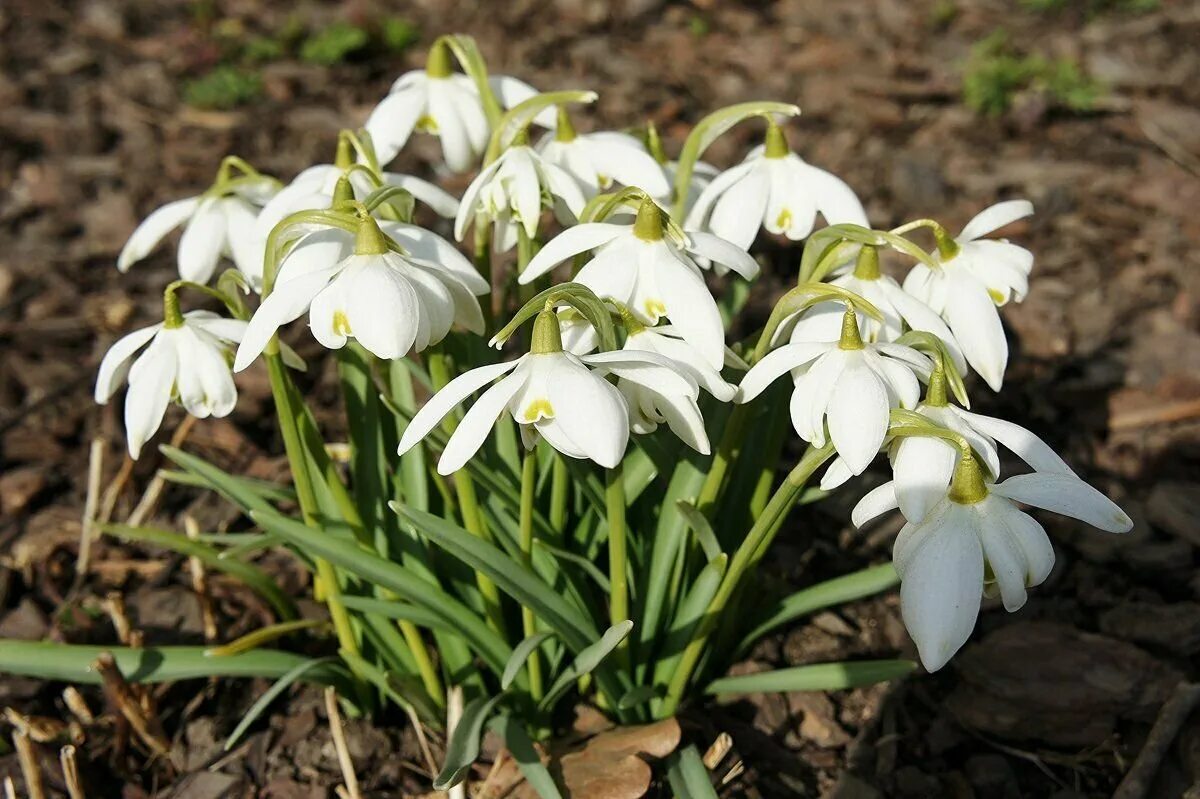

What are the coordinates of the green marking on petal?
(523, 399, 554, 422)
(333, 310, 352, 337)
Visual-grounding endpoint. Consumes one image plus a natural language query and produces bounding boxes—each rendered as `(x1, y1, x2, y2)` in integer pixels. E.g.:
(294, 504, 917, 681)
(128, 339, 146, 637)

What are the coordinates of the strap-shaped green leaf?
(503, 631, 556, 690)
(706, 659, 915, 695)
(665, 745, 720, 799)
(225, 657, 340, 750)
(434, 693, 506, 790)
(489, 713, 563, 799)
(538, 620, 634, 711)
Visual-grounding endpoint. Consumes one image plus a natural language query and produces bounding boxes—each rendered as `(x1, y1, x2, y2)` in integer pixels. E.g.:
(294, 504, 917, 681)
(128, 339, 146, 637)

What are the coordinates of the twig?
(184, 516, 218, 642)
(98, 454, 135, 525)
(60, 745, 85, 799)
(72, 438, 105, 593)
(103, 592, 133, 646)
(93, 653, 173, 761)
(402, 702, 439, 778)
(447, 685, 466, 799)
(703, 732, 733, 770)
(126, 415, 196, 526)
(62, 687, 95, 726)
(1110, 398, 1200, 431)
(1114, 682, 1200, 799)
(3, 777, 15, 799)
(324, 687, 362, 799)
(13, 728, 46, 799)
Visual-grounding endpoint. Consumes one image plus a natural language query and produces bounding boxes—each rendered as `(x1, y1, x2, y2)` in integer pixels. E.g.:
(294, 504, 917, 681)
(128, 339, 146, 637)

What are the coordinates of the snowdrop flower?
(621, 325, 737, 403)
(364, 40, 550, 170)
(536, 109, 670, 199)
(853, 449, 1132, 671)
(780, 247, 966, 374)
(518, 197, 758, 368)
(95, 310, 247, 459)
(234, 215, 485, 369)
(454, 142, 585, 252)
(686, 119, 867, 250)
(738, 305, 931, 475)
(902, 201, 1035, 391)
(119, 168, 279, 285)
(397, 311, 685, 472)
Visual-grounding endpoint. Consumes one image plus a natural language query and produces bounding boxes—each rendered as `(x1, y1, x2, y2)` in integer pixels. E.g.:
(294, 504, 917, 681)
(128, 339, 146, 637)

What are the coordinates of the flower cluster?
(92, 34, 1131, 768)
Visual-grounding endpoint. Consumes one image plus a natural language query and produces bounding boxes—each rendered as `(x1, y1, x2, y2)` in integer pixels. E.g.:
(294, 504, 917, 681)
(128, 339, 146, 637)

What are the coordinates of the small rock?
(965, 754, 1021, 799)
(1147, 482, 1200, 547)
(0, 465, 47, 514)
(167, 772, 240, 799)
(1099, 602, 1200, 656)
(0, 598, 49, 640)
(827, 773, 882, 799)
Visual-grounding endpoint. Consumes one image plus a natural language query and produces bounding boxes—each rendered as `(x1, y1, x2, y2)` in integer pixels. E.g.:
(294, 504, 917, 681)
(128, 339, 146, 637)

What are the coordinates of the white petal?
(383, 222, 489, 295)
(365, 85, 425, 166)
(123, 336, 177, 459)
(382, 173, 460, 218)
(234, 266, 337, 372)
(398, 359, 522, 455)
(708, 165, 770, 250)
(992, 473, 1133, 533)
(880, 280, 968, 375)
(827, 358, 889, 475)
(539, 161, 587, 218)
(221, 197, 264, 285)
(803, 163, 869, 227)
(736, 342, 830, 403)
(186, 313, 247, 344)
(519, 224, 627, 284)
(897, 506, 984, 672)
(454, 158, 504, 241)
(572, 243, 638, 306)
(851, 481, 899, 528)
(546, 357, 629, 467)
(975, 501, 1029, 611)
(955, 410, 1074, 476)
(819, 457, 855, 491)
(95, 324, 160, 402)
(428, 85, 475, 172)
(958, 200, 1034, 243)
(944, 272, 1008, 391)
(118, 197, 201, 272)
(438, 372, 526, 474)
(892, 436, 957, 523)
(583, 134, 670, 197)
(684, 160, 756, 231)
(997, 504, 1055, 587)
(582, 350, 697, 398)
(655, 250, 726, 369)
(177, 199, 228, 283)
(342, 257, 420, 360)
(656, 394, 711, 454)
(684, 231, 760, 280)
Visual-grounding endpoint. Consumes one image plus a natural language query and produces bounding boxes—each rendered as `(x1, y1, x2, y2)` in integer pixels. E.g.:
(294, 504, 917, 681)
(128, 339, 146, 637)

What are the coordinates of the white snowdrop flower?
(663, 160, 720, 217)
(685, 119, 867, 250)
(738, 305, 931, 475)
(902, 200, 1035, 392)
(95, 310, 247, 459)
(454, 143, 586, 252)
(779, 247, 967, 375)
(536, 110, 670, 199)
(118, 172, 279, 285)
(622, 325, 737, 403)
(852, 451, 1132, 671)
(397, 311, 684, 472)
(234, 216, 485, 369)
(518, 198, 758, 368)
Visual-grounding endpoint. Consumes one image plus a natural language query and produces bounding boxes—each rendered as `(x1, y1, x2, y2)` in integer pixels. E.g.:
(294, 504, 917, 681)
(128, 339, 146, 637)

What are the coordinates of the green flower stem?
(695, 404, 751, 516)
(426, 349, 507, 637)
(474, 224, 494, 326)
(659, 443, 834, 717)
(264, 351, 362, 673)
(516, 226, 539, 308)
(549, 455, 569, 532)
(606, 462, 630, 665)
(519, 451, 544, 701)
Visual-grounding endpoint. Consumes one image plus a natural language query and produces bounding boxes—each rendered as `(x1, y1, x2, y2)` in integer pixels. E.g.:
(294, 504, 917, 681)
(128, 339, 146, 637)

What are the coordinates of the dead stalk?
(62, 687, 95, 726)
(3, 777, 15, 799)
(73, 437, 105, 592)
(183, 515, 218, 642)
(324, 687, 362, 799)
(13, 728, 46, 799)
(98, 454, 135, 525)
(447, 685, 466, 799)
(402, 703, 439, 778)
(103, 592, 133, 646)
(60, 745, 85, 799)
(93, 653, 172, 760)
(126, 415, 195, 526)
(702, 732, 732, 770)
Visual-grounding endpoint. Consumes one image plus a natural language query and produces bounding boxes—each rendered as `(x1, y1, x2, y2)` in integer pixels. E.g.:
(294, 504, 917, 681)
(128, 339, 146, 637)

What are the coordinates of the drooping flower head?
(118, 157, 280, 286)
(686, 118, 867, 250)
(536, 107, 670, 200)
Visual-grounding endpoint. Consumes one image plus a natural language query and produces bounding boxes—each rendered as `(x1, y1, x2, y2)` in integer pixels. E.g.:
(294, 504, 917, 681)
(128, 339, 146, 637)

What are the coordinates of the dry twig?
(1114, 682, 1200, 799)
(93, 653, 173, 762)
(13, 728, 46, 799)
(325, 687, 362, 799)
(60, 745, 85, 799)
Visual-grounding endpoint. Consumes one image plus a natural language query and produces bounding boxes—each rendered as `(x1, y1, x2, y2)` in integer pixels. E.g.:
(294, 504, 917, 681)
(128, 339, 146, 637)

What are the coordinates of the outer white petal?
(997, 505, 1055, 587)
(448, 77, 489, 154)
(546, 357, 629, 467)
(429, 85, 476, 173)
(539, 161, 587, 218)
(398, 359, 523, 456)
(438, 372, 526, 474)
(992, 473, 1133, 533)
(944, 272, 1008, 391)
(221, 197, 264, 285)
(802, 163, 869, 227)
(897, 506, 984, 671)
(382, 173, 460, 218)
(582, 351, 697, 398)
(826, 357, 889, 475)
(958, 200, 1034, 243)
(851, 481, 899, 528)
(892, 436, 957, 523)
(365, 84, 426, 166)
(454, 158, 504, 241)
(342, 257, 420, 360)
(633, 329, 735, 401)
(656, 394, 710, 454)
(708, 165, 770, 250)
(954, 410, 1074, 476)
(819, 457, 855, 491)
(118, 197, 201, 272)
(656, 250, 726, 369)
(488, 75, 549, 123)
(507, 149, 544, 238)
(123, 336, 177, 459)
(95, 325, 161, 402)
(765, 158, 816, 240)
(234, 266, 337, 371)
(186, 313, 247, 344)
(975, 500, 1029, 611)
(518, 224, 627, 284)
(384, 223, 489, 294)
(572, 243, 638, 306)
(736, 342, 830, 403)
(685, 161, 756, 232)
(584, 134, 671, 196)
(177, 199, 228, 283)
(880, 280, 968, 374)
(684, 231, 760, 280)
(792, 348, 846, 445)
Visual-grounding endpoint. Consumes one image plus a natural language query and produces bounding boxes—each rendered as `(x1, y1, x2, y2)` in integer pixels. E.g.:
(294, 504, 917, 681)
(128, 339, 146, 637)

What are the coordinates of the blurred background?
(1, 0, 1199, 796)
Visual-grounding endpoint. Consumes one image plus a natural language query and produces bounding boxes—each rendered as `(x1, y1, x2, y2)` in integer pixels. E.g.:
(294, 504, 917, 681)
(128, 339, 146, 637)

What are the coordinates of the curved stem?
(659, 444, 834, 717)
(519, 451, 544, 701)
(695, 405, 750, 517)
(606, 462, 630, 667)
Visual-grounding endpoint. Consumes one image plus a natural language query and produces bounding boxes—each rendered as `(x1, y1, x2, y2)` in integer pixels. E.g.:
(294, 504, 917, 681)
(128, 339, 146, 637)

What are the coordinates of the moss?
(299, 21, 370, 66)
(962, 30, 1104, 116)
(183, 66, 263, 110)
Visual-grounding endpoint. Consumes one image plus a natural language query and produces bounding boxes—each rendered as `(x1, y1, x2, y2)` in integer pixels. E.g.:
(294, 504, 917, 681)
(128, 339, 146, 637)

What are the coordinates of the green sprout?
(184, 66, 263, 110)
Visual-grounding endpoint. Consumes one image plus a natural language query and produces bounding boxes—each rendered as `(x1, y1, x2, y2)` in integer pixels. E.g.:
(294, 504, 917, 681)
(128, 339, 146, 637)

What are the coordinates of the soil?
(2, 0, 1199, 797)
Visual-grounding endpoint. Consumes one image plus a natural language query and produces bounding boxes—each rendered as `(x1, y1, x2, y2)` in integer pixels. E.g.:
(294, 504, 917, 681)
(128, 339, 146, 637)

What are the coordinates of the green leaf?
(156, 469, 296, 504)
(737, 564, 899, 654)
(489, 713, 563, 799)
(706, 659, 915, 695)
(225, 657, 340, 750)
(665, 745, 720, 799)
(0, 640, 349, 687)
(617, 685, 658, 711)
(676, 500, 722, 561)
(533, 539, 610, 592)
(539, 620, 634, 711)
(434, 693, 506, 790)
(101, 523, 298, 621)
(671, 101, 800, 219)
(503, 631, 556, 690)
(485, 90, 597, 163)
(339, 596, 450, 633)
(160, 445, 277, 515)
(249, 508, 513, 676)
(652, 555, 726, 693)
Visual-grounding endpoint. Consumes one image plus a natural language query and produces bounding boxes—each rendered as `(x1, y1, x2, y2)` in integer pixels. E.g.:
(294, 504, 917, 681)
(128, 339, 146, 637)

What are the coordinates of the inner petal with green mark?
(643, 298, 667, 321)
(416, 115, 438, 133)
(522, 398, 554, 422)
(775, 207, 793, 230)
(333, 310, 353, 336)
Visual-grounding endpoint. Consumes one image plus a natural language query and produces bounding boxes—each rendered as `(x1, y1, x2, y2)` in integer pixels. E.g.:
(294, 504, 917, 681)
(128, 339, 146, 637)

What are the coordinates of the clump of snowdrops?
(3, 34, 1133, 793)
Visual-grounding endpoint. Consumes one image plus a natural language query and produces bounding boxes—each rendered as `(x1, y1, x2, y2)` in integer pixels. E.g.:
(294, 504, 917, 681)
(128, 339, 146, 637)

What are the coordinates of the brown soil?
(2, 0, 1199, 797)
